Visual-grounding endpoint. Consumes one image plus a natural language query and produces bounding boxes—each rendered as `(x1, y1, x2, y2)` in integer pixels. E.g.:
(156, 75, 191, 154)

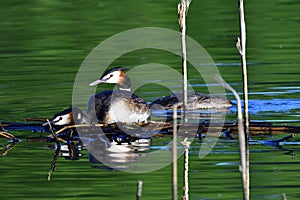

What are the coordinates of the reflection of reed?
(48, 143, 59, 181)
(48, 141, 84, 181)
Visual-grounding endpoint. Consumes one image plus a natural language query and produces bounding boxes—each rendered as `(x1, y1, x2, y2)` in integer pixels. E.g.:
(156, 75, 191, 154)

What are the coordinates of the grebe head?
(45, 107, 88, 126)
(89, 67, 131, 91)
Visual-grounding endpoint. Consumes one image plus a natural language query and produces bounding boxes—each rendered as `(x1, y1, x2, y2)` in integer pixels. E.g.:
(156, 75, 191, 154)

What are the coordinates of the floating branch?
(54, 124, 104, 135)
(1, 120, 300, 137)
(25, 117, 47, 122)
(0, 131, 17, 141)
(41, 121, 300, 136)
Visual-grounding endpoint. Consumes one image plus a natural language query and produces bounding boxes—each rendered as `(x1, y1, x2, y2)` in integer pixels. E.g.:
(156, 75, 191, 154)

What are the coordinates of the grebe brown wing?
(150, 92, 232, 110)
(87, 90, 150, 124)
(87, 90, 113, 123)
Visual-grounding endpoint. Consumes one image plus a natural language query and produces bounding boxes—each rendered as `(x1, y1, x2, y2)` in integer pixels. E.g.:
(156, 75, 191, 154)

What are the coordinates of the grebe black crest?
(89, 67, 131, 91)
(150, 92, 232, 110)
(88, 67, 150, 124)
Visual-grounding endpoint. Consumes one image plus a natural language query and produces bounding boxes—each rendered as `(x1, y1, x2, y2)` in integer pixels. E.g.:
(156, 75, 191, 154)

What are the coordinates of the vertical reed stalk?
(178, 0, 191, 123)
(215, 75, 249, 200)
(181, 138, 191, 200)
(136, 180, 143, 200)
(237, 0, 249, 134)
(172, 105, 178, 200)
(237, 1, 250, 198)
(282, 193, 287, 200)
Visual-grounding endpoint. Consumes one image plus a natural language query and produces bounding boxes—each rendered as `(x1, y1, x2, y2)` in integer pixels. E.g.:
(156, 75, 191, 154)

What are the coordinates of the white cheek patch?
(53, 114, 70, 125)
(104, 71, 121, 83)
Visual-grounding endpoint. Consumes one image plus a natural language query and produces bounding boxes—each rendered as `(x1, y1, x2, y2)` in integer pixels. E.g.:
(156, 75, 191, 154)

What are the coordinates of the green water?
(1, 0, 300, 199)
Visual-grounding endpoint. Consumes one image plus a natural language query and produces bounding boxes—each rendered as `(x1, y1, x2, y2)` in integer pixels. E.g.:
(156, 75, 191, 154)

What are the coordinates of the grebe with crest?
(87, 67, 151, 124)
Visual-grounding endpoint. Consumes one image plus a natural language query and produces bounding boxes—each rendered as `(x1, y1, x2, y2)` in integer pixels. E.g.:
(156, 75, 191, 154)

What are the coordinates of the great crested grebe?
(150, 92, 232, 110)
(87, 67, 151, 124)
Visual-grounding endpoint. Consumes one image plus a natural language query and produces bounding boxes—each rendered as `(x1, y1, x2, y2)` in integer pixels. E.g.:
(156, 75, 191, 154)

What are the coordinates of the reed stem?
(136, 180, 143, 200)
(172, 105, 178, 200)
(178, 0, 191, 123)
(181, 138, 191, 200)
(237, 1, 250, 199)
(215, 75, 249, 199)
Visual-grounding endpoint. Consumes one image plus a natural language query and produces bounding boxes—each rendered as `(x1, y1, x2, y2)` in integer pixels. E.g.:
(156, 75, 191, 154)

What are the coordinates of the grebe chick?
(87, 67, 150, 124)
(45, 107, 136, 144)
(45, 107, 89, 126)
(150, 92, 232, 110)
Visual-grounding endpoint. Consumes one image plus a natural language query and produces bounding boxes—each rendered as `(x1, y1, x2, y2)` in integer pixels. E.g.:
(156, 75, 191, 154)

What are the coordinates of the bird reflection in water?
(45, 107, 152, 179)
(47, 128, 151, 179)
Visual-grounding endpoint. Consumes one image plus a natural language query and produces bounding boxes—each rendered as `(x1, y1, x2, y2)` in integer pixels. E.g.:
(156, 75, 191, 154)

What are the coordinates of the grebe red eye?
(110, 74, 113, 77)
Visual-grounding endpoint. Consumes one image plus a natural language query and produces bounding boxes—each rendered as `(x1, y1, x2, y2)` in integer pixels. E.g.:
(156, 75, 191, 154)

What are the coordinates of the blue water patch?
(230, 99, 300, 115)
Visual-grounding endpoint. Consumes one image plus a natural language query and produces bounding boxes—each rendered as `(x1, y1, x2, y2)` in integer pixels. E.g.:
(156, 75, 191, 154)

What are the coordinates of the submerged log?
(1, 120, 300, 136)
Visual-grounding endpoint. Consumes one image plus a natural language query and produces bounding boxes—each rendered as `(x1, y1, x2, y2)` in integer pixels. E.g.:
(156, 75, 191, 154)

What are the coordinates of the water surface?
(1, 0, 300, 199)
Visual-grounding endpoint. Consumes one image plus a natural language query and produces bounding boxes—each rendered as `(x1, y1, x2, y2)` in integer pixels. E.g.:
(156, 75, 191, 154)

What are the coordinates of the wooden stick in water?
(172, 106, 178, 200)
(54, 124, 104, 134)
(136, 180, 143, 200)
(0, 131, 17, 141)
(181, 138, 191, 200)
(25, 117, 47, 122)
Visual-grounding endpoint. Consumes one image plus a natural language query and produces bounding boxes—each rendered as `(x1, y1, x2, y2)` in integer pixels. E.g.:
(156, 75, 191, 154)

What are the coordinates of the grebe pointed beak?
(89, 79, 105, 86)
(42, 120, 54, 126)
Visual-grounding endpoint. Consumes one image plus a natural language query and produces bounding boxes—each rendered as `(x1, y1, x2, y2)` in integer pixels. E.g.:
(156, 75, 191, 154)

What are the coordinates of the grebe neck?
(119, 88, 131, 92)
(117, 73, 131, 91)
